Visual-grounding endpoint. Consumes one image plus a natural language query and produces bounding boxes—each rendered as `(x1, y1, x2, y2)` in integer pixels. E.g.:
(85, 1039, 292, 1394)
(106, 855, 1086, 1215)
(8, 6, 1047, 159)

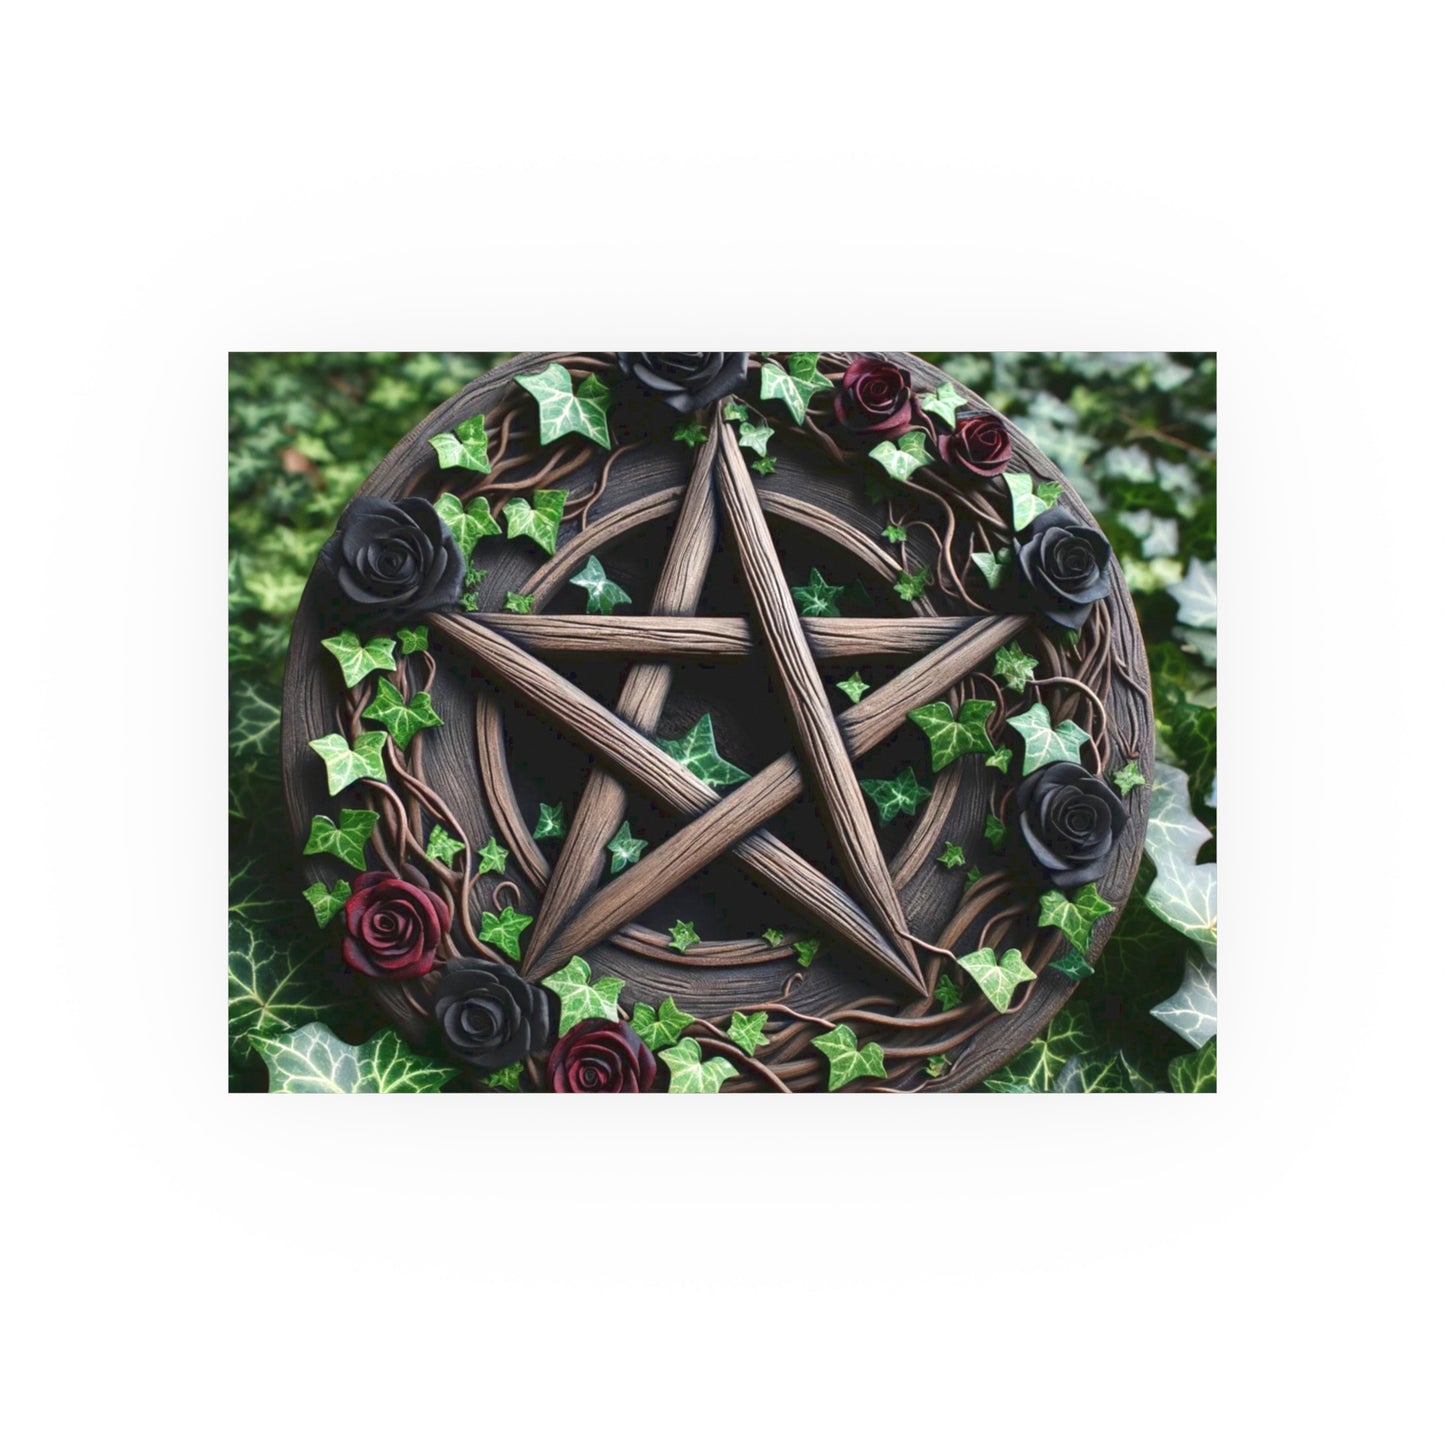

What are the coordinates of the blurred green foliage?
(229, 351, 1216, 1092)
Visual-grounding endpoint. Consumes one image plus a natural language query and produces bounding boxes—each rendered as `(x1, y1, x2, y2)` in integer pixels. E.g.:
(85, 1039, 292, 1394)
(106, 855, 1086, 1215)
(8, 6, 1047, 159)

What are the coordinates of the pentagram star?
(427, 402, 1030, 997)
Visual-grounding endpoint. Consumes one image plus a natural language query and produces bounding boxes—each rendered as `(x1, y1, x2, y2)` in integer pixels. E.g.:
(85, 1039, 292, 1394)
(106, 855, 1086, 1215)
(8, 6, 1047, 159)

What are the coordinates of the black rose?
(616, 353, 749, 413)
(318, 497, 465, 614)
(431, 957, 555, 1070)
(1014, 505, 1113, 629)
(1017, 761, 1127, 889)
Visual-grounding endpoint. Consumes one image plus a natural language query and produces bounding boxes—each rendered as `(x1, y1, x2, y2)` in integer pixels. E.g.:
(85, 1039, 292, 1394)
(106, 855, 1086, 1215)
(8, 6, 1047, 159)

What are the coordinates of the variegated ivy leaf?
(993, 641, 1038, 694)
(1005, 472, 1056, 531)
(972, 548, 1013, 588)
(362, 678, 444, 750)
(869, 430, 931, 482)
(543, 956, 624, 1034)
(917, 380, 969, 426)
(722, 400, 749, 421)
(321, 630, 397, 688)
(1146, 762, 1211, 869)
(632, 996, 694, 1049)
(1049, 948, 1093, 980)
(908, 698, 996, 772)
(476, 836, 509, 875)
(1039, 883, 1114, 953)
(435, 492, 502, 559)
(303, 878, 351, 927)
(660, 1037, 738, 1093)
(985, 748, 1013, 773)
(793, 937, 822, 968)
(228, 920, 334, 1057)
(657, 714, 750, 787)
(1168, 1036, 1217, 1093)
(737, 419, 773, 455)
(1052, 1050, 1130, 1094)
(534, 801, 567, 839)
(1166, 557, 1217, 629)
(1007, 702, 1090, 775)
(428, 413, 492, 474)
(502, 489, 567, 555)
(982, 1003, 1094, 1093)
(309, 731, 387, 795)
(504, 591, 534, 614)
(894, 565, 931, 602)
(1150, 952, 1217, 1047)
(934, 974, 963, 1010)
(568, 555, 632, 615)
(516, 363, 612, 448)
(478, 906, 533, 961)
(1146, 851, 1218, 965)
(396, 626, 429, 655)
(1113, 758, 1148, 796)
(606, 821, 648, 874)
(938, 842, 966, 869)
(304, 808, 378, 869)
(958, 946, 1037, 1012)
(673, 422, 708, 448)
(484, 1062, 524, 1091)
(759, 351, 833, 425)
(791, 567, 845, 617)
(666, 920, 700, 953)
(425, 824, 466, 865)
(752, 455, 777, 475)
(860, 765, 932, 823)
(727, 1011, 768, 1056)
(812, 1024, 887, 1091)
(254, 1023, 457, 1094)
(836, 672, 870, 704)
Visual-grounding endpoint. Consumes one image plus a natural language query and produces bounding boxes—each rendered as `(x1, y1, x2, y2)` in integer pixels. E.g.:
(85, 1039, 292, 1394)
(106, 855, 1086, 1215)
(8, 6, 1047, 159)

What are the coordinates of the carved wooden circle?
(282, 351, 1153, 1091)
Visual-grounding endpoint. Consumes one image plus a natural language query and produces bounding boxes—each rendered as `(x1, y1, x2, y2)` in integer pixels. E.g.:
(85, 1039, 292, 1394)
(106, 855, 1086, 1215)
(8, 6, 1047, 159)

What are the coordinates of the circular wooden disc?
(281, 351, 1152, 1091)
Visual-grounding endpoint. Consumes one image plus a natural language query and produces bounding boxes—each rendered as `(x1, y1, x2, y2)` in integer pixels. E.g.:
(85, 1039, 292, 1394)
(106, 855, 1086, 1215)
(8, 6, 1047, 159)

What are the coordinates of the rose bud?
(615, 353, 749, 413)
(548, 1018, 656, 1093)
(341, 866, 451, 980)
(1016, 761, 1127, 889)
(431, 957, 555, 1071)
(1014, 505, 1113, 629)
(938, 410, 1013, 478)
(318, 497, 465, 615)
(832, 358, 915, 440)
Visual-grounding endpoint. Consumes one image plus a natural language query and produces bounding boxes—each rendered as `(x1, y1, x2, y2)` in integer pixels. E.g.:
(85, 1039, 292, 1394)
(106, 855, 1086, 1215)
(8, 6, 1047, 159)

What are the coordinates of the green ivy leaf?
(502, 489, 567, 555)
(791, 567, 845, 617)
(759, 351, 833, 424)
(1037, 482, 1063, 507)
(982, 1004, 1094, 1093)
(504, 591, 535, 614)
(1007, 702, 1090, 775)
(673, 421, 708, 448)
(938, 842, 966, 869)
(309, 732, 387, 795)
(1039, 884, 1114, 953)
(727, 1012, 769, 1056)
(882, 523, 909, 543)
(972, 549, 1013, 588)
(362, 677, 444, 749)
(1005, 473, 1053, 530)
(657, 714, 750, 787)
(836, 672, 870, 704)
(985, 748, 1012, 773)
(568, 554, 632, 615)
(925, 1054, 949, 1078)
(984, 814, 1006, 850)
(993, 641, 1038, 694)
(812, 1024, 887, 1091)
(660, 1037, 739, 1093)
(667, 919, 701, 953)
(303, 878, 351, 927)
(397, 626, 429, 655)
(483, 1062, 524, 1091)
(723, 400, 749, 422)
(476, 836, 509, 875)
(751, 455, 777, 475)
(1166, 557, 1217, 628)
(534, 801, 567, 839)
(907, 699, 996, 771)
(892, 562, 932, 602)
(606, 821, 648, 874)
(478, 906, 534, 961)
(543, 956, 625, 1034)
(435, 492, 502, 559)
(737, 419, 773, 455)
(761, 928, 787, 947)
(365, 1030, 461, 1092)
(1168, 1037, 1217, 1093)
(793, 937, 822, 968)
(632, 996, 695, 1049)
(860, 765, 932, 823)
(934, 974, 963, 1010)
(254, 1023, 457, 1094)
(958, 946, 1037, 1012)
(1049, 948, 1094, 980)
(428, 414, 492, 474)
(321, 630, 397, 688)
(1113, 758, 1148, 796)
(917, 381, 969, 426)
(424, 824, 465, 865)
(1150, 953, 1217, 1047)
(304, 808, 378, 869)
(869, 430, 931, 482)
(966, 865, 982, 887)
(228, 920, 333, 1057)
(516, 363, 612, 447)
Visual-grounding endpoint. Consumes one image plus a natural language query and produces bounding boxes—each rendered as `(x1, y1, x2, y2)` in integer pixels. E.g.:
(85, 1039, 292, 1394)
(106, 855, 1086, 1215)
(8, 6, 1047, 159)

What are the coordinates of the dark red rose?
(341, 866, 450, 980)
(832, 358, 915, 440)
(938, 410, 1013, 478)
(548, 1018, 656, 1093)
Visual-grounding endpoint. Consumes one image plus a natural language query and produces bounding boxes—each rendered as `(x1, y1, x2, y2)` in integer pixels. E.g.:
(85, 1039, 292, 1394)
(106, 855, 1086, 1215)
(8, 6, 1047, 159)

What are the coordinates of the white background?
(4, 2, 1436, 1441)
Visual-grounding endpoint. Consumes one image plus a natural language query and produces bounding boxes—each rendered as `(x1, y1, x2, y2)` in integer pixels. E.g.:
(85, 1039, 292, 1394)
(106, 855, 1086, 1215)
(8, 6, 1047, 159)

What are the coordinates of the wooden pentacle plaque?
(281, 352, 1153, 1092)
